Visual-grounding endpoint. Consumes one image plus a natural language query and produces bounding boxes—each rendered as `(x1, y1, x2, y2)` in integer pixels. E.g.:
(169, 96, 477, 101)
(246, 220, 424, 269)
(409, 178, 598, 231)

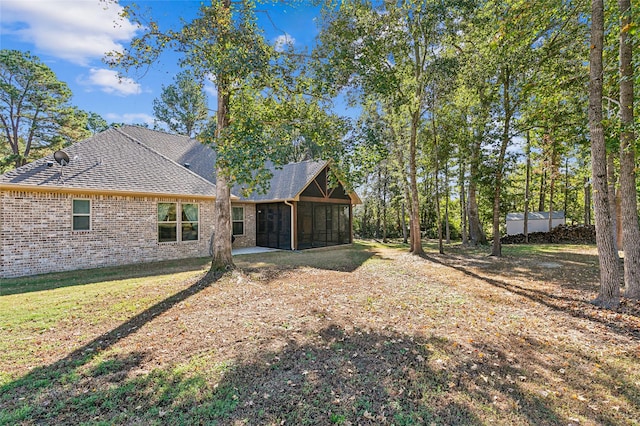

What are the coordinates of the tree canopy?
(152, 70, 208, 137)
(0, 49, 94, 170)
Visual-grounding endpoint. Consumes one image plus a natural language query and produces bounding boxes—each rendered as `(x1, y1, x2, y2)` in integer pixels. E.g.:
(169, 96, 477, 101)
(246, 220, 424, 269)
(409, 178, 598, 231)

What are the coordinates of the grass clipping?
(1, 241, 639, 425)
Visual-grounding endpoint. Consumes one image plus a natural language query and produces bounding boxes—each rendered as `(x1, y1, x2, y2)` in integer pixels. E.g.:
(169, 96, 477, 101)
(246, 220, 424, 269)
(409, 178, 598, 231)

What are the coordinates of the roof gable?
(237, 160, 327, 202)
(1, 126, 361, 203)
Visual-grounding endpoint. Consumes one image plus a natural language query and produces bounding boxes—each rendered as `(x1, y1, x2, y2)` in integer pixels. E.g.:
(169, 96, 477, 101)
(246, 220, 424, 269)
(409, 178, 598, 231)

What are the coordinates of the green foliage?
(110, 1, 349, 196)
(152, 70, 208, 137)
(0, 49, 92, 169)
(86, 112, 109, 135)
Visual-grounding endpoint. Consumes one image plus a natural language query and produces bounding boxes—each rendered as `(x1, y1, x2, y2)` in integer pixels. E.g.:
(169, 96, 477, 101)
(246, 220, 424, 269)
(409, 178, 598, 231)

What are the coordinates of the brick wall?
(231, 202, 256, 248)
(0, 190, 216, 278)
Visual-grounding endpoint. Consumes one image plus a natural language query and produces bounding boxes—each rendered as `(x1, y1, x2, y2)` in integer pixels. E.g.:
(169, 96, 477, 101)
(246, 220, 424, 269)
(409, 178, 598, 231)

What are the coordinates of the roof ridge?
(113, 127, 219, 192)
(118, 124, 194, 141)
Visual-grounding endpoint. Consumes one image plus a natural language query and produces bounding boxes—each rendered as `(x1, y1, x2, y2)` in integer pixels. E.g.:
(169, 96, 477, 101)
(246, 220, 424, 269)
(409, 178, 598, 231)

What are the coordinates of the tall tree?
(617, 0, 640, 299)
(459, 0, 587, 256)
(86, 112, 109, 135)
(153, 70, 208, 137)
(110, 1, 343, 273)
(317, 0, 467, 255)
(0, 49, 90, 169)
(589, 0, 621, 308)
(109, 0, 272, 272)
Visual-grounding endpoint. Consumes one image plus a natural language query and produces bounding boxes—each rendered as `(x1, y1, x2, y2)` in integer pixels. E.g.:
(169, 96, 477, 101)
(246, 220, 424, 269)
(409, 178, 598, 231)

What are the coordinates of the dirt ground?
(2, 242, 640, 425)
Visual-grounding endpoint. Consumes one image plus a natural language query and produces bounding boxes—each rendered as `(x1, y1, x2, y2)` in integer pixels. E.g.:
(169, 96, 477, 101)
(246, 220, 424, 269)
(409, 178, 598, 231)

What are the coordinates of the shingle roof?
(0, 127, 217, 197)
(118, 126, 218, 184)
(1, 126, 359, 203)
(236, 160, 328, 201)
(116, 127, 331, 202)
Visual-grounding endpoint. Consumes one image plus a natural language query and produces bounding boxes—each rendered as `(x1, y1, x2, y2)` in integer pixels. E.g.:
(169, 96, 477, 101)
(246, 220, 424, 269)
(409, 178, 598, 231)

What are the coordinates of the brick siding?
(0, 190, 216, 278)
(231, 202, 256, 248)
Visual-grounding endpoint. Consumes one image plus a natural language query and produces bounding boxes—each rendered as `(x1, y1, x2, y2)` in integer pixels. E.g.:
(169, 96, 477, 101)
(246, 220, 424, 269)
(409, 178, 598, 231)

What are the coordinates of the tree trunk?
(584, 177, 591, 225)
(538, 171, 546, 213)
(491, 66, 512, 257)
(409, 110, 424, 255)
(402, 202, 408, 244)
(607, 152, 619, 251)
(548, 141, 556, 233)
(618, 0, 640, 299)
(432, 102, 444, 254)
(444, 160, 451, 244)
(468, 135, 485, 246)
(382, 163, 388, 243)
(376, 166, 382, 239)
(563, 157, 569, 222)
(459, 156, 468, 245)
(589, 0, 621, 308)
(210, 76, 234, 272)
(524, 131, 531, 242)
(435, 171, 443, 254)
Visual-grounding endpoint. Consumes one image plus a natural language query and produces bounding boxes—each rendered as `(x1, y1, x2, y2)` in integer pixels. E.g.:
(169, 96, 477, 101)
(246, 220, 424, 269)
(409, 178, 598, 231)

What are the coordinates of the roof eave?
(0, 183, 219, 200)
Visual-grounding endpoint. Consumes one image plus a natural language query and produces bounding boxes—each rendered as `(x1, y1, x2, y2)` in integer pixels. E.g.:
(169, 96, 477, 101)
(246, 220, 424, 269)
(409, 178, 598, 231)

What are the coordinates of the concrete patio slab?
(232, 247, 280, 256)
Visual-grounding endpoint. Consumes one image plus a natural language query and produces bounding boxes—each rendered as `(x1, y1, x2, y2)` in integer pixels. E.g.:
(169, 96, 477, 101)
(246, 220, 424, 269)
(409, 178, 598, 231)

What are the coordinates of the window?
(181, 203, 199, 241)
(158, 203, 177, 242)
(232, 206, 244, 236)
(72, 199, 90, 230)
(158, 203, 199, 242)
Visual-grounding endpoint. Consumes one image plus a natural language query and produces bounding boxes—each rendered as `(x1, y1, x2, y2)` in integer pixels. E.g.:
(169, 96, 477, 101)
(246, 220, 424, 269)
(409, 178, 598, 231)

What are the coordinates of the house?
(505, 211, 565, 236)
(0, 126, 360, 278)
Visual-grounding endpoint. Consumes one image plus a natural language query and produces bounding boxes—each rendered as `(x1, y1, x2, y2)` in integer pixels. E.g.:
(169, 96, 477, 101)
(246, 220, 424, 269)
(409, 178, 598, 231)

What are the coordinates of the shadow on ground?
(0, 271, 220, 423)
(0, 257, 212, 296)
(420, 253, 640, 338)
(236, 242, 377, 276)
(1, 322, 578, 425)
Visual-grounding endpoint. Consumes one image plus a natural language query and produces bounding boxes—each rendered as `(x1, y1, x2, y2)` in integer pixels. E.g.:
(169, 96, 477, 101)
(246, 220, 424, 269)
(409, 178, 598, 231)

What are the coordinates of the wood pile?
(501, 224, 596, 245)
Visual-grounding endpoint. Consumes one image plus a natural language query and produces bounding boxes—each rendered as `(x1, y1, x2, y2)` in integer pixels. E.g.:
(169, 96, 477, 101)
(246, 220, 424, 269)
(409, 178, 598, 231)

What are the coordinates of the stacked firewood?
(501, 224, 596, 245)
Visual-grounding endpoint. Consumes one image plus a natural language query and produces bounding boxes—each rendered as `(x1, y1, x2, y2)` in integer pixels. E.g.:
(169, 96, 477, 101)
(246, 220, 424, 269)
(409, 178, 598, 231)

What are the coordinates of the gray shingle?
(1, 126, 357, 203)
(0, 127, 216, 197)
(117, 127, 330, 201)
(235, 160, 327, 201)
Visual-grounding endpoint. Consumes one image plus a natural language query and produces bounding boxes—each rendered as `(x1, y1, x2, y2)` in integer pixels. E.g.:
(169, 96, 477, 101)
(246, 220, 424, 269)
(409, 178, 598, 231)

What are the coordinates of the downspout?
(284, 200, 295, 250)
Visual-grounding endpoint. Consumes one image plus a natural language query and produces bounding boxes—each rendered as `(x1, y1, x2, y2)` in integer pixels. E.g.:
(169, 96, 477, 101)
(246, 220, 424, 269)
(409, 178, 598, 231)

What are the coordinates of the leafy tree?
(316, 0, 469, 256)
(109, 1, 344, 273)
(87, 112, 109, 135)
(0, 49, 90, 169)
(153, 70, 208, 137)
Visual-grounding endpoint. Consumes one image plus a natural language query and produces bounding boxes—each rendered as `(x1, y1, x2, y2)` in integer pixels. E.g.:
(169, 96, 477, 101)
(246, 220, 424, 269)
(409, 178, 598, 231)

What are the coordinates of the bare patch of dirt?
(2, 243, 639, 425)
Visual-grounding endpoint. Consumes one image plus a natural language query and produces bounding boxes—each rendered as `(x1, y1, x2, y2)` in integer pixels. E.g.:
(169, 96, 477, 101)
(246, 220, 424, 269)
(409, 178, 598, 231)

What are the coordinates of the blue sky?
(0, 0, 324, 127)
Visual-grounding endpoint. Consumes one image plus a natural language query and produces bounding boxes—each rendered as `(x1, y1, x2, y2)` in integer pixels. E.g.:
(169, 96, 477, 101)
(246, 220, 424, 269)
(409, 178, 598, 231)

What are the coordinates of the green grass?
(0, 257, 211, 296)
(1, 240, 638, 425)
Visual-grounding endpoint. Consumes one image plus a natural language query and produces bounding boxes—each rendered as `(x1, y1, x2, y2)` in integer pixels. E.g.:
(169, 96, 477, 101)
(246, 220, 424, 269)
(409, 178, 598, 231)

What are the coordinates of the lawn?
(1, 241, 639, 425)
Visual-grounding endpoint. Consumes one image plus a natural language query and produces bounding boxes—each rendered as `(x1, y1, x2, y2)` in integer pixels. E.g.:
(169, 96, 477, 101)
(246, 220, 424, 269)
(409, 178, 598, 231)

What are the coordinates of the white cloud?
(104, 112, 154, 126)
(81, 68, 142, 96)
(0, 0, 138, 65)
(274, 34, 295, 52)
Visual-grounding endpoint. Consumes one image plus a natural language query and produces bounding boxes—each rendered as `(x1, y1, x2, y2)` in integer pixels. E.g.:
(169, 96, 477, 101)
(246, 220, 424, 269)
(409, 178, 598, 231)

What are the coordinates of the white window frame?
(232, 206, 245, 236)
(72, 199, 91, 231)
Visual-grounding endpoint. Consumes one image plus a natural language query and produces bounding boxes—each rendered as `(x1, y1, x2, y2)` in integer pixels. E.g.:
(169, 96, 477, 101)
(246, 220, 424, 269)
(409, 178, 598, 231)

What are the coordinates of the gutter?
(0, 183, 220, 201)
(284, 200, 295, 250)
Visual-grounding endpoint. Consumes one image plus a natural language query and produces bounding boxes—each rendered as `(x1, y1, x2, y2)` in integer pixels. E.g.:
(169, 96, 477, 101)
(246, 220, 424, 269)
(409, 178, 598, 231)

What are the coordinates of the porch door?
(256, 203, 291, 250)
